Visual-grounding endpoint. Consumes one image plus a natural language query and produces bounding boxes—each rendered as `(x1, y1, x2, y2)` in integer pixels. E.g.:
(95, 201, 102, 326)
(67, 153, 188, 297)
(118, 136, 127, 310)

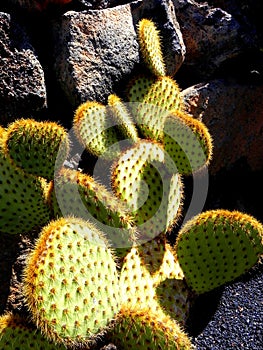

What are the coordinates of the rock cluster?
(0, 0, 262, 349)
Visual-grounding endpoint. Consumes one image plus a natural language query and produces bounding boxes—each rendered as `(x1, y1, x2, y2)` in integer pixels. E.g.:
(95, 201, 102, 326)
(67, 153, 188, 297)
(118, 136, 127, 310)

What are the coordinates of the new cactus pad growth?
(0, 313, 66, 349)
(4, 119, 69, 181)
(23, 217, 121, 347)
(175, 209, 263, 294)
(137, 18, 166, 77)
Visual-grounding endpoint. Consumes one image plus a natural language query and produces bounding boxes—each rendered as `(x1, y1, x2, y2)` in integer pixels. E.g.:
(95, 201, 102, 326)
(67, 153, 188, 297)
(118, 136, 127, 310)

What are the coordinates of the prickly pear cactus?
(0, 127, 52, 234)
(111, 140, 183, 241)
(0, 313, 66, 349)
(52, 167, 136, 255)
(127, 75, 184, 142)
(107, 94, 139, 143)
(108, 305, 193, 350)
(163, 111, 213, 175)
(73, 101, 122, 160)
(23, 217, 121, 347)
(137, 18, 166, 77)
(175, 209, 263, 294)
(4, 119, 69, 180)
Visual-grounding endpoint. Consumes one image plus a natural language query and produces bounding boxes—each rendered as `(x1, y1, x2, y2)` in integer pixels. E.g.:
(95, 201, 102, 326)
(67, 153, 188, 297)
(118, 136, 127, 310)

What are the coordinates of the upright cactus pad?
(127, 76, 184, 142)
(0, 313, 66, 349)
(73, 101, 121, 160)
(137, 18, 166, 77)
(4, 119, 69, 180)
(0, 128, 51, 234)
(23, 217, 121, 347)
(52, 167, 136, 253)
(111, 140, 183, 241)
(108, 306, 193, 350)
(107, 94, 139, 143)
(163, 111, 213, 175)
(175, 209, 263, 294)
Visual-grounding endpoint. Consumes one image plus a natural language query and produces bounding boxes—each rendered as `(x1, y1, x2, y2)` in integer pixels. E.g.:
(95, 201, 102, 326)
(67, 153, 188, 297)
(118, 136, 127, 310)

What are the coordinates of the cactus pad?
(108, 305, 193, 350)
(111, 140, 183, 241)
(23, 217, 120, 347)
(4, 119, 69, 180)
(127, 76, 184, 141)
(0, 129, 51, 234)
(73, 101, 121, 160)
(175, 209, 263, 294)
(52, 167, 136, 252)
(163, 111, 213, 175)
(137, 18, 166, 77)
(0, 313, 66, 349)
(107, 94, 139, 143)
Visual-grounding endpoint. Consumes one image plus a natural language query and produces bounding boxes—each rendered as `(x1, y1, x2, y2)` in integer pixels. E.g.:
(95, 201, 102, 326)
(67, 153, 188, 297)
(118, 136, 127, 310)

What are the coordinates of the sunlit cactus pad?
(137, 18, 166, 77)
(52, 167, 135, 252)
(4, 119, 69, 180)
(0, 313, 66, 349)
(175, 209, 263, 294)
(73, 101, 121, 160)
(127, 75, 184, 142)
(23, 217, 120, 347)
(163, 111, 213, 175)
(111, 140, 183, 240)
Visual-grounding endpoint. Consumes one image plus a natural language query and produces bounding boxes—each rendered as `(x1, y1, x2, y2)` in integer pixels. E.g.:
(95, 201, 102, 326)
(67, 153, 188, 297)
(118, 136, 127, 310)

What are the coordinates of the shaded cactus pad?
(23, 217, 120, 347)
(4, 119, 69, 180)
(108, 306, 193, 350)
(175, 210, 263, 294)
(0, 313, 66, 349)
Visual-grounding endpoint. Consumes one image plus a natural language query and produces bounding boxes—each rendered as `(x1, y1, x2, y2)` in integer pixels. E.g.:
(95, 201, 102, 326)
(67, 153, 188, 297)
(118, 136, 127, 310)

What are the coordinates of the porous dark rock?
(0, 12, 47, 125)
(172, 0, 259, 80)
(182, 79, 263, 173)
(52, 4, 140, 108)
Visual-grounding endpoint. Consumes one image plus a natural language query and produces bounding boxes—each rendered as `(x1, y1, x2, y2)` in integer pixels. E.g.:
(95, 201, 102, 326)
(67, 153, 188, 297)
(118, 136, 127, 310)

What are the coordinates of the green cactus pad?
(175, 209, 263, 294)
(23, 217, 121, 347)
(0, 313, 66, 349)
(52, 167, 136, 253)
(137, 238, 190, 324)
(163, 111, 213, 175)
(137, 18, 166, 77)
(73, 101, 121, 160)
(127, 76, 184, 141)
(107, 94, 139, 143)
(111, 140, 183, 241)
(0, 129, 51, 234)
(108, 305, 193, 350)
(119, 246, 158, 310)
(4, 119, 69, 180)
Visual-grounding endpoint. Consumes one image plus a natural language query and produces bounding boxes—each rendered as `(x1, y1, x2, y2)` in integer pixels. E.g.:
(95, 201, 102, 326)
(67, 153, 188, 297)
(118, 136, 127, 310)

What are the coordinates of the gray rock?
(52, 0, 186, 108)
(172, 0, 258, 79)
(0, 12, 47, 125)
(52, 4, 140, 108)
(182, 79, 263, 173)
